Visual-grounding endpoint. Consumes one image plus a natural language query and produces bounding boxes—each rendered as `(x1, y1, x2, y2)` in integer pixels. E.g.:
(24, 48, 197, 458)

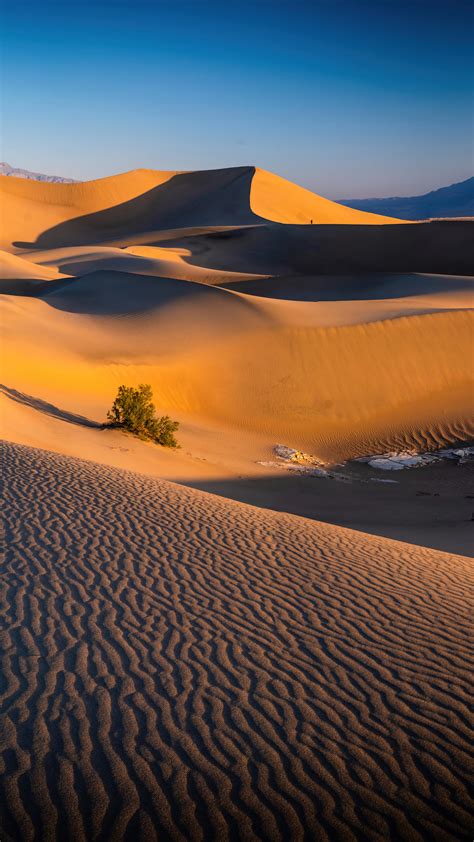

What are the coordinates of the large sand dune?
(2, 167, 473, 275)
(2, 442, 473, 841)
(0, 166, 397, 251)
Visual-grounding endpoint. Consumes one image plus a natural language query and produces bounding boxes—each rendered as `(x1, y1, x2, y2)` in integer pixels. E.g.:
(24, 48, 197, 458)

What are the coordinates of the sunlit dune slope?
(250, 167, 398, 223)
(0, 249, 69, 294)
(0, 165, 397, 251)
(21, 243, 267, 286)
(2, 441, 473, 841)
(2, 271, 473, 462)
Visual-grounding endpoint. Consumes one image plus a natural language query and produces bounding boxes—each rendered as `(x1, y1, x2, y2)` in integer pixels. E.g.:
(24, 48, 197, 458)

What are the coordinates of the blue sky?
(2, 0, 473, 196)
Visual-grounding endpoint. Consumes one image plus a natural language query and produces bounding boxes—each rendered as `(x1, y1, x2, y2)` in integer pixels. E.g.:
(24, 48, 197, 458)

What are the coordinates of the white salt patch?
(258, 460, 328, 477)
(366, 447, 473, 471)
(368, 458, 406, 471)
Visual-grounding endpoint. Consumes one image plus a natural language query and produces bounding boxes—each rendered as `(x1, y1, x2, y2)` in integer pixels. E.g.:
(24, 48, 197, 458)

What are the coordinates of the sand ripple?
(1, 442, 473, 840)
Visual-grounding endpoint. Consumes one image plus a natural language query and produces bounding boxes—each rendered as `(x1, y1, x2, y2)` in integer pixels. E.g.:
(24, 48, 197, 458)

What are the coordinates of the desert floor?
(1, 166, 473, 840)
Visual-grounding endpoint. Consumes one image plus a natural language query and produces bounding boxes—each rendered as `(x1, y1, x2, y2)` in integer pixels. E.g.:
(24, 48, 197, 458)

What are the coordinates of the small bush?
(107, 384, 179, 448)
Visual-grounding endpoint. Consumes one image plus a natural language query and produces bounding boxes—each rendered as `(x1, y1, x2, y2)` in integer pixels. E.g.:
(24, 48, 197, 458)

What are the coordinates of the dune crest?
(249, 167, 396, 224)
(0, 165, 400, 252)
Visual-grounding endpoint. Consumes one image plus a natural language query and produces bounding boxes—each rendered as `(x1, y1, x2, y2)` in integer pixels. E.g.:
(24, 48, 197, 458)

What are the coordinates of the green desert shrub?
(107, 384, 179, 448)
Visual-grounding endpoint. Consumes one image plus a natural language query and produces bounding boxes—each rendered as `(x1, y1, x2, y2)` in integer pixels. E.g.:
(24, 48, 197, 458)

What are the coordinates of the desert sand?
(1, 166, 473, 839)
(2, 442, 473, 841)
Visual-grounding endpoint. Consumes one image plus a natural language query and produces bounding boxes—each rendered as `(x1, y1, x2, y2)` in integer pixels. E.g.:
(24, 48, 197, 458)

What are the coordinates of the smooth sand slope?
(0, 250, 68, 295)
(2, 442, 473, 842)
(2, 267, 473, 464)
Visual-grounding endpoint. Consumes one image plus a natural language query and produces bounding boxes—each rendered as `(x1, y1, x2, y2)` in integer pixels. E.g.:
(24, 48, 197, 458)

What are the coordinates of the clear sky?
(2, 0, 473, 197)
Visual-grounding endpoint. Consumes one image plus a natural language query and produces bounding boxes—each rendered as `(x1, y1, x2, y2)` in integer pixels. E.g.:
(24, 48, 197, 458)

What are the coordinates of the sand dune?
(22, 243, 266, 287)
(0, 166, 398, 252)
(1, 164, 473, 517)
(2, 266, 473, 464)
(2, 166, 472, 279)
(2, 442, 473, 841)
(149, 221, 473, 277)
(5, 222, 474, 291)
(0, 249, 69, 295)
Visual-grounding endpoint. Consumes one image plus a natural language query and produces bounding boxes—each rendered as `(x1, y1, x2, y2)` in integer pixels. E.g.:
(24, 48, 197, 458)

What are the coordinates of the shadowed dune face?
(165, 220, 474, 278)
(6, 168, 258, 250)
(2, 442, 473, 841)
(221, 271, 474, 301)
(2, 167, 472, 277)
(0, 165, 398, 252)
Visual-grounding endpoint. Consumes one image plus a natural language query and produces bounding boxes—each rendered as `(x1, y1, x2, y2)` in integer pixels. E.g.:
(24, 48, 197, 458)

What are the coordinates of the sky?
(1, 0, 473, 197)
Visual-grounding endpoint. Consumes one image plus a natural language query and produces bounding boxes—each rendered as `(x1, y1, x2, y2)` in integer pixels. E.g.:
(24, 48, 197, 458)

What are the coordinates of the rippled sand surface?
(2, 442, 473, 841)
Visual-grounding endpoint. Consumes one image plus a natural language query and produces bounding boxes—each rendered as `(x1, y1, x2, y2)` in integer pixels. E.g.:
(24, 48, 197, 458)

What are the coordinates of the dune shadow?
(1, 384, 103, 428)
(13, 167, 262, 250)
(158, 219, 474, 278)
(0, 277, 76, 297)
(10, 171, 474, 281)
(38, 269, 223, 316)
(219, 271, 474, 301)
(176, 466, 474, 557)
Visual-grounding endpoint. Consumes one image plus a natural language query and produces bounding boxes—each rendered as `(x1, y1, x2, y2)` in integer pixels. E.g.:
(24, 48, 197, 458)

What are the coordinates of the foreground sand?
(2, 441, 473, 841)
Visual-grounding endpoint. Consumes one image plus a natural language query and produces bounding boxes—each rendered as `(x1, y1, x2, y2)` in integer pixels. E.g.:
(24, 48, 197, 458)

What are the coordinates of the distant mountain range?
(340, 177, 474, 220)
(0, 162, 76, 183)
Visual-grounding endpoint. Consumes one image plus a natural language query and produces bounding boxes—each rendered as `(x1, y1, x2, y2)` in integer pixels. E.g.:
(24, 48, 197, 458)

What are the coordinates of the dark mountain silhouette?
(339, 177, 474, 220)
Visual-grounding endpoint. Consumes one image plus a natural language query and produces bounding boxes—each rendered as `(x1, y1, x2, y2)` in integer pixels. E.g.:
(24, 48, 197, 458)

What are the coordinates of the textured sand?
(2, 442, 473, 841)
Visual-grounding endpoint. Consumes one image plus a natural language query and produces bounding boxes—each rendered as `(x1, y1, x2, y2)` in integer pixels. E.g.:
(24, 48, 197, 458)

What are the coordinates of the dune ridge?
(0, 166, 396, 241)
(0, 165, 403, 254)
(2, 441, 473, 841)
